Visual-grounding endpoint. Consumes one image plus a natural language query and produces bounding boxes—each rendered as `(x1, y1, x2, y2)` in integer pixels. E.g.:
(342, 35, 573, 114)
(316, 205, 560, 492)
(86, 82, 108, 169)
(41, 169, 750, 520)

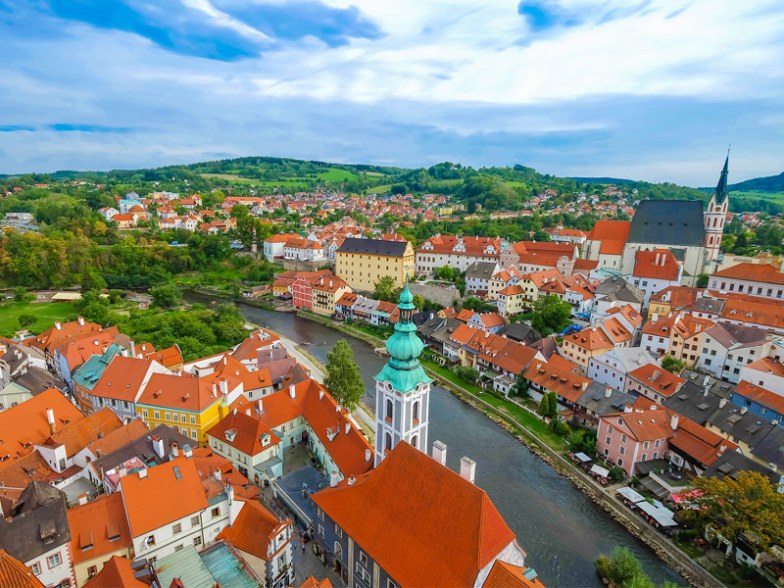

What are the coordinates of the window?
(175, 544, 184, 552)
(318, 507, 325, 521)
(190, 416, 196, 424)
(335, 523, 343, 538)
(146, 535, 156, 547)
(360, 552, 369, 566)
(191, 430, 198, 439)
(385, 399, 393, 422)
(191, 515, 200, 527)
(357, 564, 371, 583)
(173, 523, 182, 534)
(608, 425, 613, 434)
(384, 432, 392, 452)
(165, 412, 171, 420)
(193, 536, 202, 547)
(154, 411, 160, 420)
(619, 446, 625, 455)
(211, 507, 220, 519)
(621, 434, 627, 444)
(641, 454, 647, 461)
(318, 524, 325, 538)
(617, 458, 623, 466)
(643, 441, 649, 450)
(46, 553, 62, 568)
(32, 563, 41, 575)
(87, 565, 98, 577)
(605, 437, 611, 446)
(142, 409, 149, 418)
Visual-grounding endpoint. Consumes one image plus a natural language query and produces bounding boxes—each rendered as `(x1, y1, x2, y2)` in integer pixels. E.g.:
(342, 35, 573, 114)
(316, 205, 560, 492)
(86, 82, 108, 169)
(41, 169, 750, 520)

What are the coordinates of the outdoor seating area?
(615, 486, 679, 535)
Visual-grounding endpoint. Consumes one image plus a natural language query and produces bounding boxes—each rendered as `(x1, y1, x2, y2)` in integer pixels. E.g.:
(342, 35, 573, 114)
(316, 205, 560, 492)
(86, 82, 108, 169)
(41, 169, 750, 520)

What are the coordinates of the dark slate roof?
(662, 379, 727, 426)
(337, 237, 409, 257)
(577, 382, 635, 416)
(693, 297, 724, 315)
(750, 427, 784, 471)
(706, 404, 777, 448)
(14, 366, 67, 395)
(681, 370, 735, 399)
(89, 424, 192, 474)
(703, 450, 778, 484)
(714, 154, 730, 204)
(0, 482, 70, 563)
(595, 276, 644, 303)
(502, 323, 542, 345)
(465, 262, 498, 281)
(628, 200, 706, 246)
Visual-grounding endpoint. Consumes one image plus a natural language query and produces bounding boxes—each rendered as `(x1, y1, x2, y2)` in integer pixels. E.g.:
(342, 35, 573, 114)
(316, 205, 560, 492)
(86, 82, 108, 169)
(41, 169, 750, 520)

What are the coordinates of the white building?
(708, 262, 784, 301)
(696, 322, 773, 383)
(587, 347, 660, 391)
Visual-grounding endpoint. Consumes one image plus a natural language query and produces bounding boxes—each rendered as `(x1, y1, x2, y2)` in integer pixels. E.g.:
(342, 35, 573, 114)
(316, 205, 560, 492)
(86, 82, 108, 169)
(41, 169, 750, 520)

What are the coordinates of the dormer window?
(225, 429, 237, 443)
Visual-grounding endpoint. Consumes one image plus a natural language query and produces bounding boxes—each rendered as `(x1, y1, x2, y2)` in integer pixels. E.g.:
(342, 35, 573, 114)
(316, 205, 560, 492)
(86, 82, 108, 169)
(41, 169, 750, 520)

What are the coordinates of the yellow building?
(136, 372, 235, 444)
(497, 284, 526, 318)
(335, 237, 414, 292)
(311, 275, 352, 317)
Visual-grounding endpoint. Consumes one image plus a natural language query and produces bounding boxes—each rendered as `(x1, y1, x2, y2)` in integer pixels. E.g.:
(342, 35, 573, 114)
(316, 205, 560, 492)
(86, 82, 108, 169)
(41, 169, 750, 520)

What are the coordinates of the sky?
(1, 0, 783, 185)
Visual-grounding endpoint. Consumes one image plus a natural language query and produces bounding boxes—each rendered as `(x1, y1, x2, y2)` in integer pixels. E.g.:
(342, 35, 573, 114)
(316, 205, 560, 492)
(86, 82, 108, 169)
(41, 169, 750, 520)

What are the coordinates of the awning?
(637, 501, 677, 527)
(574, 452, 592, 463)
(616, 486, 645, 504)
(640, 475, 670, 500)
(672, 489, 704, 504)
(590, 464, 610, 478)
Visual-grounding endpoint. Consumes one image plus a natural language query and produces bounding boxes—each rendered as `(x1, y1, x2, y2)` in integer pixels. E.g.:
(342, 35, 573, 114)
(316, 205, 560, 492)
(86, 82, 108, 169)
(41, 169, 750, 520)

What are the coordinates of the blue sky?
(1, 0, 783, 185)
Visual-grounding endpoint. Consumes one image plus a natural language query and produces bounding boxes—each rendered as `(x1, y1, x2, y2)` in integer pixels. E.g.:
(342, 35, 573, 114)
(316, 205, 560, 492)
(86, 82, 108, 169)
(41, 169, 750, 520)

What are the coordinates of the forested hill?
(726, 171, 784, 192)
(3, 155, 708, 213)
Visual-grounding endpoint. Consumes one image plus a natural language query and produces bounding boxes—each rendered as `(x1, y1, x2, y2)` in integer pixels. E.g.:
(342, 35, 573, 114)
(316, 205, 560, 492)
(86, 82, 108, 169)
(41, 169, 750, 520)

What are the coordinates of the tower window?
(412, 401, 420, 424)
(384, 432, 392, 453)
(385, 399, 393, 423)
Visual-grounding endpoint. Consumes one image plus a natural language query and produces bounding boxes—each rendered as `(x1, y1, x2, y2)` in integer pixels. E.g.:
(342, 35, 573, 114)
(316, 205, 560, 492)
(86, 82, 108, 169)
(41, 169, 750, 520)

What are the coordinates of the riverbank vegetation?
(324, 340, 365, 411)
(596, 547, 679, 588)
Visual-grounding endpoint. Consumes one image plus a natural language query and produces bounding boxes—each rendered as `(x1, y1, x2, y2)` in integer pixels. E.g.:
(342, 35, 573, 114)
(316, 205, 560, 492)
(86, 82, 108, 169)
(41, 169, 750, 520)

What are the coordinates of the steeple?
(714, 151, 730, 204)
(374, 281, 432, 466)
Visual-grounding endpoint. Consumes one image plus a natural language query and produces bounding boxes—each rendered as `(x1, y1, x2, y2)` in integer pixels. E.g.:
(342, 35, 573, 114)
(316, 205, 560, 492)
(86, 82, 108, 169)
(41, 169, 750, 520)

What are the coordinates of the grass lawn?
(730, 189, 784, 202)
(199, 173, 258, 184)
(364, 184, 392, 195)
(0, 301, 79, 337)
(318, 168, 358, 182)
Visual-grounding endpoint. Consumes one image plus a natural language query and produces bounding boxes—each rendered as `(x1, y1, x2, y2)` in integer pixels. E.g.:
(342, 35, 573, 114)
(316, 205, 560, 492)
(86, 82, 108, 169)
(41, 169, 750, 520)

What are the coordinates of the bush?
(609, 466, 626, 482)
(454, 366, 480, 385)
(549, 418, 571, 436)
(14, 287, 34, 303)
(18, 314, 36, 328)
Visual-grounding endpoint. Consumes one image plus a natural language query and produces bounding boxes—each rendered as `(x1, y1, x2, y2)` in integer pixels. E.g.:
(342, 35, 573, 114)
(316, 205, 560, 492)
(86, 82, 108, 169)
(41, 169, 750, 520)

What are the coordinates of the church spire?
(714, 150, 730, 204)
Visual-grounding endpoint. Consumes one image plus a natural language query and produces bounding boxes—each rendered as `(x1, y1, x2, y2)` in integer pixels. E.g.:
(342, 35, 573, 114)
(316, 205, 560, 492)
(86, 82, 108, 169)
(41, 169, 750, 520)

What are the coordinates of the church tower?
(374, 283, 432, 466)
(704, 153, 730, 269)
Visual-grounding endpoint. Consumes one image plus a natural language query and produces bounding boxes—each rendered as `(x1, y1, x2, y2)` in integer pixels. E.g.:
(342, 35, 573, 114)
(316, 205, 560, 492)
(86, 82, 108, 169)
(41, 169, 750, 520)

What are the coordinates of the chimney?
(220, 379, 228, 395)
(319, 389, 324, 400)
(212, 382, 217, 396)
(459, 456, 476, 484)
(344, 422, 351, 435)
(47, 408, 56, 434)
(289, 384, 296, 399)
(329, 471, 340, 488)
(432, 440, 447, 465)
(139, 468, 148, 479)
(365, 448, 371, 462)
(605, 386, 612, 399)
(213, 468, 222, 481)
(183, 443, 193, 459)
(130, 340, 136, 357)
(54, 321, 61, 330)
(670, 414, 679, 431)
(78, 316, 85, 326)
(152, 437, 165, 460)
(719, 398, 727, 408)
(77, 493, 88, 506)
(245, 408, 251, 416)
(257, 399, 263, 414)
(740, 407, 748, 415)
(119, 465, 128, 477)
(170, 442, 179, 459)
(225, 484, 234, 504)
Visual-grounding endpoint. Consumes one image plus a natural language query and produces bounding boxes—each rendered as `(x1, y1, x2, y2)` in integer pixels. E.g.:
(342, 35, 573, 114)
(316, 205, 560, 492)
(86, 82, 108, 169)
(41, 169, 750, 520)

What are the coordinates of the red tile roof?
(633, 249, 680, 281)
(0, 388, 84, 465)
(714, 262, 784, 285)
(609, 407, 674, 442)
(41, 407, 124, 456)
(627, 364, 685, 398)
(720, 297, 784, 330)
(120, 457, 208, 536)
(417, 235, 502, 257)
(0, 550, 44, 588)
(67, 492, 132, 564)
(312, 442, 516, 587)
(736, 380, 784, 413)
(84, 556, 146, 588)
(217, 500, 289, 560)
(670, 417, 737, 467)
(588, 220, 631, 255)
(523, 360, 591, 403)
(91, 356, 156, 402)
(484, 561, 544, 588)
(207, 409, 280, 456)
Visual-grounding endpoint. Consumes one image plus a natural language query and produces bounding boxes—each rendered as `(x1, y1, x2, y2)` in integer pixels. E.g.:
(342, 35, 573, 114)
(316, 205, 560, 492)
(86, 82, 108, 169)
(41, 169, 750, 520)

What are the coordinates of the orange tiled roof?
(523, 360, 591, 403)
(479, 339, 538, 375)
(610, 407, 674, 442)
(87, 419, 149, 458)
(498, 284, 525, 296)
(217, 500, 288, 560)
(456, 309, 475, 323)
(137, 372, 228, 412)
(565, 326, 615, 352)
(649, 286, 700, 309)
(140, 345, 183, 368)
(207, 409, 280, 456)
(745, 357, 784, 376)
(121, 457, 208, 536)
(84, 556, 146, 588)
(57, 327, 126, 371)
(633, 249, 680, 281)
(42, 407, 124, 456)
(312, 276, 349, 294)
(67, 492, 132, 564)
(642, 313, 677, 337)
(417, 235, 501, 256)
(312, 442, 516, 588)
(573, 259, 599, 272)
(484, 561, 544, 588)
(265, 232, 300, 243)
(670, 417, 737, 467)
(720, 297, 784, 330)
(231, 329, 280, 362)
(299, 578, 333, 588)
(91, 356, 156, 402)
(627, 364, 685, 398)
(714, 262, 784, 285)
(0, 550, 44, 588)
(588, 220, 631, 255)
(736, 380, 784, 413)
(30, 318, 103, 353)
(0, 388, 84, 465)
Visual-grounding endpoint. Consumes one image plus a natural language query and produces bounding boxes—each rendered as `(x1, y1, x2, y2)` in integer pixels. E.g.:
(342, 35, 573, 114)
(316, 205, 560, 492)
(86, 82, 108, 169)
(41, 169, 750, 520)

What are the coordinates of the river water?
(188, 294, 681, 587)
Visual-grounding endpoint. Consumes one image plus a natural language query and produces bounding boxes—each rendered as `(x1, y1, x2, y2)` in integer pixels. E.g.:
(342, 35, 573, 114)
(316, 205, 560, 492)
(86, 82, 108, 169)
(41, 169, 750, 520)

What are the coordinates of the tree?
(512, 373, 529, 398)
(80, 266, 106, 294)
(18, 314, 36, 328)
(412, 294, 425, 310)
(696, 273, 709, 288)
(693, 470, 784, 549)
(435, 265, 456, 281)
(13, 287, 34, 303)
(373, 276, 397, 302)
(324, 340, 365, 411)
(538, 391, 557, 418)
(661, 355, 686, 373)
(531, 295, 572, 336)
(150, 283, 183, 308)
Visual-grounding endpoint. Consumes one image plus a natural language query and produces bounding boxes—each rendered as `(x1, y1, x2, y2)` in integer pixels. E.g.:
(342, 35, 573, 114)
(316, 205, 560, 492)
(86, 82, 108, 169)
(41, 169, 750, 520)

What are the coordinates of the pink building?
(292, 274, 314, 310)
(596, 407, 675, 477)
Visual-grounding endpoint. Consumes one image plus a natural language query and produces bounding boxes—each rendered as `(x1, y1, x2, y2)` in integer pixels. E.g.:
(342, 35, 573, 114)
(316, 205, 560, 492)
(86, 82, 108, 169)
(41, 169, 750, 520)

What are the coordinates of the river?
(188, 293, 681, 587)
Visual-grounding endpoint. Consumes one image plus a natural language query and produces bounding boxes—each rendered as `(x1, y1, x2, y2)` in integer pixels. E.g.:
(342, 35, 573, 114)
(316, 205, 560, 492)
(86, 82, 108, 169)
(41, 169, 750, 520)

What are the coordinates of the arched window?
(412, 401, 420, 424)
(385, 399, 393, 422)
(334, 542, 343, 562)
(411, 435, 418, 449)
(384, 432, 392, 452)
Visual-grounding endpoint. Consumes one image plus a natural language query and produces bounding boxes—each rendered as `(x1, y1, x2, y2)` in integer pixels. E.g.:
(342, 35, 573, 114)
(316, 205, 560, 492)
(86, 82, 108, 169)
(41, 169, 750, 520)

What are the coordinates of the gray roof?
(591, 347, 659, 373)
(89, 424, 191, 474)
(595, 276, 644, 303)
(465, 262, 498, 281)
(577, 382, 635, 416)
(703, 450, 779, 484)
(662, 380, 727, 425)
(502, 323, 542, 345)
(0, 482, 70, 563)
(14, 366, 67, 396)
(693, 297, 724, 315)
(628, 199, 706, 246)
(337, 237, 409, 257)
(750, 427, 784, 471)
(706, 405, 777, 448)
(681, 370, 735, 399)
